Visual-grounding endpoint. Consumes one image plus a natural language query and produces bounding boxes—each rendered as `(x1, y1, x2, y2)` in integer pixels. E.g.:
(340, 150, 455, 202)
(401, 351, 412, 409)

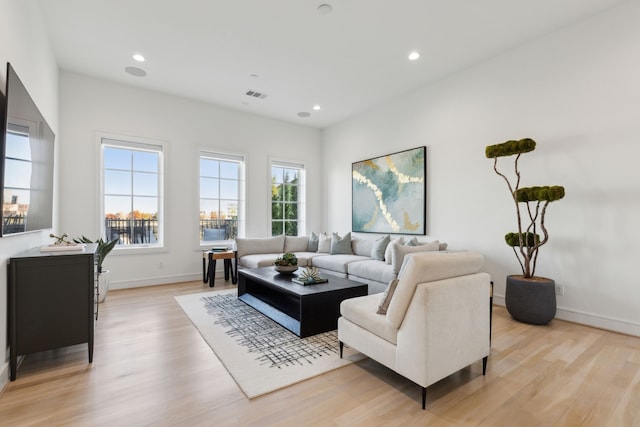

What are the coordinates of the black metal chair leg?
(483, 356, 488, 375)
(339, 341, 343, 358)
(422, 387, 427, 409)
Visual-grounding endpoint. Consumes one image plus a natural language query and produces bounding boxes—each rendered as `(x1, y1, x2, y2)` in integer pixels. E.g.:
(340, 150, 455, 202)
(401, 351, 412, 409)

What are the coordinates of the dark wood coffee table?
(238, 267, 368, 338)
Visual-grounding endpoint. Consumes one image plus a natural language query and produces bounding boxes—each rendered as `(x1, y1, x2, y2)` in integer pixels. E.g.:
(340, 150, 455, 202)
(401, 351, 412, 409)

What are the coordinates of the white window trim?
(96, 131, 168, 254)
(268, 157, 306, 237)
(198, 146, 247, 249)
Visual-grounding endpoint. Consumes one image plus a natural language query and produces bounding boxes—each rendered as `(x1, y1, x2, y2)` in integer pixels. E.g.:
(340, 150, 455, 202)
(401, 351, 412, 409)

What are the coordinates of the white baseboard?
(110, 273, 201, 290)
(493, 295, 640, 337)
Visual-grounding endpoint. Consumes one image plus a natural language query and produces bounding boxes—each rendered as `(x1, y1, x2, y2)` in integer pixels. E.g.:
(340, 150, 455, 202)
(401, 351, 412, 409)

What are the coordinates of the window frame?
(198, 148, 246, 247)
(269, 159, 306, 237)
(98, 133, 167, 253)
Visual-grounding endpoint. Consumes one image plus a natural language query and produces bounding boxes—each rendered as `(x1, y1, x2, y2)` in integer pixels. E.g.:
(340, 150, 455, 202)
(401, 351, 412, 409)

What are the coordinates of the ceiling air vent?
(245, 89, 268, 100)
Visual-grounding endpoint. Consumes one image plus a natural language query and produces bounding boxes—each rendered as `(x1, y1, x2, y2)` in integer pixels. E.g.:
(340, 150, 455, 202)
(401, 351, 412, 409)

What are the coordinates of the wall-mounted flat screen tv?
(1, 62, 55, 236)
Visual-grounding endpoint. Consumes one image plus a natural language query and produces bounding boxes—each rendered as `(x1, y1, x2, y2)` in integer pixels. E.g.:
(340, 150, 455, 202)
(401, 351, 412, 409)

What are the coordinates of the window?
(199, 151, 244, 244)
(101, 137, 163, 248)
(3, 124, 32, 233)
(271, 161, 305, 236)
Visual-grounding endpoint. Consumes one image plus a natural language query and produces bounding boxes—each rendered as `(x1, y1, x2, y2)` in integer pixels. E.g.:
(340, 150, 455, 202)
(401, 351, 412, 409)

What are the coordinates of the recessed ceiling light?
(408, 51, 420, 61)
(125, 66, 147, 77)
(297, 112, 311, 118)
(317, 4, 333, 14)
(250, 74, 258, 79)
(313, 105, 321, 111)
(133, 54, 145, 62)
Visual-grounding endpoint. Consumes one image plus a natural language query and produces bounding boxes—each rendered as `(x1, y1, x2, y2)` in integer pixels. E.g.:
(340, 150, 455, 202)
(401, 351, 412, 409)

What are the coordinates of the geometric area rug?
(175, 289, 365, 399)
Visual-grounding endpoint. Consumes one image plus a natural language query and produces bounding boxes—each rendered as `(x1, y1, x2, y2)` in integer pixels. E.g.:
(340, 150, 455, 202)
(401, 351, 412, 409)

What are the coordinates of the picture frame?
(352, 146, 426, 235)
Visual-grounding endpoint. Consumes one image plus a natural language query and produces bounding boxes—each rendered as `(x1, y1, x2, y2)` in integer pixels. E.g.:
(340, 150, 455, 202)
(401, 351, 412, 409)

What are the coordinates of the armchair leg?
(422, 387, 427, 409)
(482, 356, 488, 375)
(339, 341, 343, 358)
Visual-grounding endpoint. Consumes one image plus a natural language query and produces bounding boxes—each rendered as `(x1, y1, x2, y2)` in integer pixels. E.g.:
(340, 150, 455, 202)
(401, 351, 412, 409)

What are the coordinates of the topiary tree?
(486, 138, 565, 278)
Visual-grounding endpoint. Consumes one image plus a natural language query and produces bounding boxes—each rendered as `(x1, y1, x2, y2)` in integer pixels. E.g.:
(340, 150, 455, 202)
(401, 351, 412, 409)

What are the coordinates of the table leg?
(202, 255, 208, 283)
(232, 253, 238, 284)
(209, 253, 216, 287)
(224, 259, 231, 281)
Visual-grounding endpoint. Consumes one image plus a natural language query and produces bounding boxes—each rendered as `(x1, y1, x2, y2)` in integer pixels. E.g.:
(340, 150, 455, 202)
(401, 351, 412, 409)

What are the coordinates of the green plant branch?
(486, 138, 565, 279)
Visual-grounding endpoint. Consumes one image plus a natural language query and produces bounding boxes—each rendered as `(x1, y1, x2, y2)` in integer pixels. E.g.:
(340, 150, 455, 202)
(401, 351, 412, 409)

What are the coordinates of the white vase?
(97, 270, 111, 303)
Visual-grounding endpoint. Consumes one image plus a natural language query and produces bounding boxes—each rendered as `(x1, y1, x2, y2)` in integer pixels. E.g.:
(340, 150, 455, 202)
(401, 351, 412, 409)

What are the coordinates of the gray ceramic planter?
(505, 275, 556, 325)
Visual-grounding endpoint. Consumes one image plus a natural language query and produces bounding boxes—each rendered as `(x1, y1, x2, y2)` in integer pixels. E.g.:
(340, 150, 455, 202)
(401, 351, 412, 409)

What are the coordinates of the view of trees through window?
(199, 153, 243, 242)
(271, 164, 302, 236)
(102, 139, 162, 246)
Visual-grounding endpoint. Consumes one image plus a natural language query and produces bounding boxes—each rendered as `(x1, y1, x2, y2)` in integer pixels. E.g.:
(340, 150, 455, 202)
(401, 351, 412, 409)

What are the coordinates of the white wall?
(58, 72, 323, 289)
(323, 1, 640, 336)
(0, 0, 59, 390)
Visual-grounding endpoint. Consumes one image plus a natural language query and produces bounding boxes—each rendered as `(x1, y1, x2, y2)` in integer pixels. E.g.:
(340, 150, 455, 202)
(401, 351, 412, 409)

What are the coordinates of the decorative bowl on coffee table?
(274, 265, 298, 274)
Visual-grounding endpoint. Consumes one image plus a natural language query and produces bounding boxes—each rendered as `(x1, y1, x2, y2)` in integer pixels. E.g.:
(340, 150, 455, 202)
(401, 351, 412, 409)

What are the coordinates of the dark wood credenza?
(8, 243, 98, 381)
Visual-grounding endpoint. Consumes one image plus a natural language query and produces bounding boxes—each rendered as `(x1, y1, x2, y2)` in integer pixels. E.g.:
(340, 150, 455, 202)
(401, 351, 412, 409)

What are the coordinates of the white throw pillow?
(391, 240, 440, 274)
(317, 233, 331, 253)
(384, 237, 404, 264)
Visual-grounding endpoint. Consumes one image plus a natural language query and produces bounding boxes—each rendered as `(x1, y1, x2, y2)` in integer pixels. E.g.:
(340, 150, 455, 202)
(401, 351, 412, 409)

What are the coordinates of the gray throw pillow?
(377, 278, 400, 314)
(308, 232, 319, 252)
(330, 232, 353, 255)
(404, 237, 419, 246)
(370, 234, 390, 260)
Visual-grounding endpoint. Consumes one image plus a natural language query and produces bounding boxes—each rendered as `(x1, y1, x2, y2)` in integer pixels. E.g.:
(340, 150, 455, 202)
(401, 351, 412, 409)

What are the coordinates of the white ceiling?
(37, 0, 628, 129)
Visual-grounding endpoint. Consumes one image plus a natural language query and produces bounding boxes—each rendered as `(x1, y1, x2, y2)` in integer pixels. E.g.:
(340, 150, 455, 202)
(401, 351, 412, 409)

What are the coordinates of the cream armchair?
(338, 251, 491, 409)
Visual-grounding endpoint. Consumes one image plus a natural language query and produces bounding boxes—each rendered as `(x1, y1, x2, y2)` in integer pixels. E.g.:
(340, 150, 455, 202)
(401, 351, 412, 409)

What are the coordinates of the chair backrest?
(386, 251, 485, 329)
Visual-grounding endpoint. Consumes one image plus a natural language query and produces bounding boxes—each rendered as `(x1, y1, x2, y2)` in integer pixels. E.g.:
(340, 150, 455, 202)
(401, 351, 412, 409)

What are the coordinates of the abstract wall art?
(352, 146, 426, 235)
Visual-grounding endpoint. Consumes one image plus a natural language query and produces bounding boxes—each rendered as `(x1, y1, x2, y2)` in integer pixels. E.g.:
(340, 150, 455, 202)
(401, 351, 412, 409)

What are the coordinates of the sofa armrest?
(395, 272, 491, 388)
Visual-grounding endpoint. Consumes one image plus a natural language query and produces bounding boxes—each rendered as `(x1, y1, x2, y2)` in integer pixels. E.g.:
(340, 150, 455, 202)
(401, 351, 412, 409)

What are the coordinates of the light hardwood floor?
(1, 280, 639, 426)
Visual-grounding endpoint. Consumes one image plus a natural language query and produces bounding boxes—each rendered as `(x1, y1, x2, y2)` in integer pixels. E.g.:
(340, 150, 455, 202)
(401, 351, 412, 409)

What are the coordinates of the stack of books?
(41, 243, 86, 252)
(209, 245, 231, 252)
(292, 277, 328, 286)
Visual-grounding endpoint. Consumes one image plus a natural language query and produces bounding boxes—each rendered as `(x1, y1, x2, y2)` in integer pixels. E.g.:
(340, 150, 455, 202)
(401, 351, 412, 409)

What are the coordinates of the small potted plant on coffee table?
(274, 252, 298, 274)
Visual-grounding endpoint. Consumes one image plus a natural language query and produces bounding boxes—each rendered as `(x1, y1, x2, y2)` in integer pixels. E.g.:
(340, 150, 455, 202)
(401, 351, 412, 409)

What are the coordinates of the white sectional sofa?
(234, 232, 448, 294)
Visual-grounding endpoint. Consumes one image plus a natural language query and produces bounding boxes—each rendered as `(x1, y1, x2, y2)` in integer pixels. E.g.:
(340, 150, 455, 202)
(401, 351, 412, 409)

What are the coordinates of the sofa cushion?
(312, 254, 369, 274)
(351, 236, 374, 257)
(340, 294, 398, 344)
(239, 253, 281, 268)
(284, 235, 310, 253)
(385, 237, 404, 264)
(308, 232, 319, 252)
(347, 259, 396, 285)
(370, 235, 390, 260)
(291, 252, 322, 267)
(330, 232, 353, 255)
(317, 233, 331, 253)
(386, 251, 485, 329)
(236, 235, 285, 258)
(391, 240, 440, 274)
(377, 278, 399, 314)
